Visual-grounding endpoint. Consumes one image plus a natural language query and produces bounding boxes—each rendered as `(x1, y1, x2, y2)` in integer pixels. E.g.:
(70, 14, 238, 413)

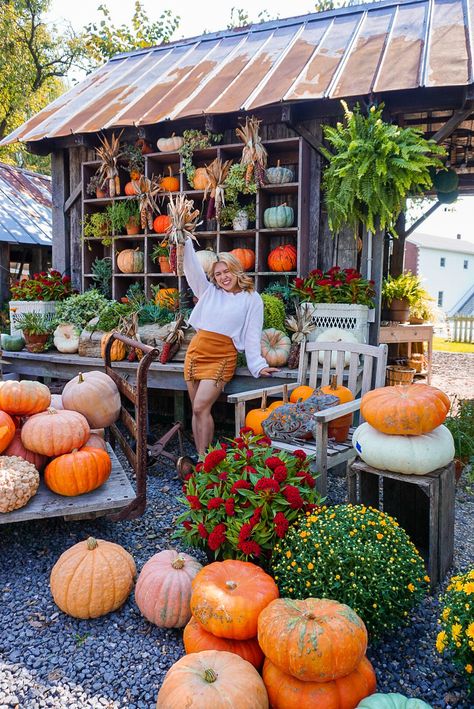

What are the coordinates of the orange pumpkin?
(190, 559, 279, 640)
(154, 287, 179, 310)
(44, 446, 111, 496)
(0, 380, 51, 416)
(230, 248, 255, 271)
(183, 616, 264, 670)
(268, 244, 297, 272)
(258, 598, 368, 682)
(321, 375, 355, 442)
(101, 333, 127, 361)
(160, 165, 179, 192)
(245, 391, 271, 435)
(262, 656, 376, 709)
(4, 429, 49, 472)
(361, 384, 451, 435)
(0, 410, 16, 453)
(124, 181, 139, 196)
(157, 650, 269, 709)
(153, 214, 172, 234)
(290, 385, 314, 403)
(21, 409, 90, 457)
(268, 384, 289, 412)
(192, 167, 211, 190)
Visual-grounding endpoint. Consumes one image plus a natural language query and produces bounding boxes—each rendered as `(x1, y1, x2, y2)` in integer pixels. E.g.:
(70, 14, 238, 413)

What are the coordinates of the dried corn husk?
(96, 131, 124, 198)
(285, 305, 316, 343)
(166, 194, 201, 276)
(204, 157, 232, 220)
(133, 175, 163, 230)
(236, 116, 267, 187)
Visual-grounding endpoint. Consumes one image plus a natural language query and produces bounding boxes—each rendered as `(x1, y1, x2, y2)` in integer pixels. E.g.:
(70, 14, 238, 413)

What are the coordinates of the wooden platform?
(0, 445, 135, 524)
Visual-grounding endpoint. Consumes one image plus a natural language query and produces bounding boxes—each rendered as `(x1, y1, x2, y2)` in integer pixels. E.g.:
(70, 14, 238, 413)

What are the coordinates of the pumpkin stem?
(225, 580, 237, 590)
(86, 537, 98, 550)
(78, 372, 85, 383)
(47, 407, 58, 415)
(305, 612, 316, 620)
(261, 391, 267, 411)
(203, 668, 218, 683)
(330, 375, 338, 390)
(283, 384, 288, 404)
(167, 165, 173, 177)
(171, 556, 186, 569)
(276, 159, 280, 167)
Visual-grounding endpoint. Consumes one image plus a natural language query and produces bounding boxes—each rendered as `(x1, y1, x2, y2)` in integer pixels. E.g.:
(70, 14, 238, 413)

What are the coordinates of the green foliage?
(137, 304, 175, 326)
(263, 279, 296, 315)
(121, 143, 144, 176)
(178, 129, 222, 185)
(106, 200, 140, 233)
(409, 289, 435, 321)
(90, 301, 132, 332)
(226, 7, 278, 28)
(220, 163, 257, 226)
(262, 293, 287, 333)
(90, 258, 112, 299)
(82, 212, 112, 245)
(381, 272, 425, 307)
(444, 399, 474, 465)
(54, 289, 108, 330)
(13, 311, 53, 335)
(321, 101, 446, 236)
(151, 241, 170, 261)
(271, 504, 429, 638)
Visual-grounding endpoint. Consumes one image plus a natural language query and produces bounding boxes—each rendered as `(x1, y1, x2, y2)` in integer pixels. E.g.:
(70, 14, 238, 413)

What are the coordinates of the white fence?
(447, 316, 474, 343)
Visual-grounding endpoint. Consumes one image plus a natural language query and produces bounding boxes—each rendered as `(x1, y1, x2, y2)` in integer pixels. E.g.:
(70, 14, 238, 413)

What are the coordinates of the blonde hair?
(209, 252, 255, 292)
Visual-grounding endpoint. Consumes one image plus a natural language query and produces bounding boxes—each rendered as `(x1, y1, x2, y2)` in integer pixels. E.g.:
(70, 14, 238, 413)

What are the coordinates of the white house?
(405, 233, 474, 315)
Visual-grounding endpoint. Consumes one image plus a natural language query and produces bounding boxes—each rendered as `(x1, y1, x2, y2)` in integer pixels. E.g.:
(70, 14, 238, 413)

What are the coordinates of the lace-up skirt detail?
(184, 330, 238, 386)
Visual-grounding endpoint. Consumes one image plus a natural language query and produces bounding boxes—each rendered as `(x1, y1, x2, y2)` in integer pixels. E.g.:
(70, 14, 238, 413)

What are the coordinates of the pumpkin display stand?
(348, 459, 455, 589)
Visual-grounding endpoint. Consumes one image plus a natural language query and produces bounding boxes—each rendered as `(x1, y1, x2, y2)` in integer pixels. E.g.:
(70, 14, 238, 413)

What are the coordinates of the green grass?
(433, 337, 474, 353)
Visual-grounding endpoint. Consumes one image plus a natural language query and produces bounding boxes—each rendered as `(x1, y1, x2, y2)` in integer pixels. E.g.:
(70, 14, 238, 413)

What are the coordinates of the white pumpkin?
(50, 394, 64, 410)
(53, 324, 80, 354)
(156, 134, 184, 152)
(261, 328, 291, 367)
(352, 423, 454, 475)
(316, 328, 359, 367)
(195, 249, 218, 275)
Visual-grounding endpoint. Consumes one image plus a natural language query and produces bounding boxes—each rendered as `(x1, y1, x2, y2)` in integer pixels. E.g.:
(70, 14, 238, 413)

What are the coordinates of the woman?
(177, 238, 278, 475)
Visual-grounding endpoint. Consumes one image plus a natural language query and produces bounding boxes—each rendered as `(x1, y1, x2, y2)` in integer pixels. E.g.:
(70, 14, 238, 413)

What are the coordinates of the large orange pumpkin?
(267, 244, 297, 272)
(258, 598, 368, 682)
(160, 165, 179, 192)
(154, 287, 179, 310)
(289, 385, 314, 403)
(245, 391, 271, 435)
(153, 215, 172, 233)
(44, 446, 111, 496)
(0, 410, 16, 453)
(50, 537, 136, 619)
(62, 371, 121, 429)
(190, 559, 279, 640)
(21, 409, 90, 457)
(183, 616, 264, 670)
(4, 429, 48, 472)
(361, 384, 450, 435)
(0, 380, 51, 416)
(321, 375, 355, 442)
(156, 650, 269, 709)
(230, 248, 255, 271)
(262, 656, 376, 709)
(135, 550, 202, 628)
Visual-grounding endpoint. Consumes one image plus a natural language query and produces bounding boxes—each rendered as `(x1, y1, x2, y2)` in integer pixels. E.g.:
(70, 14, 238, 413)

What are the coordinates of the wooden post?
(0, 242, 10, 304)
(51, 151, 70, 275)
(361, 227, 384, 345)
(69, 146, 88, 290)
(390, 212, 406, 277)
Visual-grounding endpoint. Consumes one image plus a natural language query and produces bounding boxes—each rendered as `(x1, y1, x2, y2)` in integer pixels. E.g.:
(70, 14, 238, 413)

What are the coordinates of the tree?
(227, 7, 278, 29)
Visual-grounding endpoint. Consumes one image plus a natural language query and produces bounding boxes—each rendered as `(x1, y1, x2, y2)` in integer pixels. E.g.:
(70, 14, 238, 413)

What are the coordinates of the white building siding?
(416, 247, 473, 313)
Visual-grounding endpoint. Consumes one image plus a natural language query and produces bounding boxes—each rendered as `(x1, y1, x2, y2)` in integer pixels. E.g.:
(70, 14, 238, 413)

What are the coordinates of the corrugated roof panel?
(425, 0, 468, 86)
(0, 164, 52, 246)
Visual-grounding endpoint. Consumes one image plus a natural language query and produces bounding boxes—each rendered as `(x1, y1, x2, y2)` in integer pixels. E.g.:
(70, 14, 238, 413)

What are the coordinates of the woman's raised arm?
(183, 238, 210, 298)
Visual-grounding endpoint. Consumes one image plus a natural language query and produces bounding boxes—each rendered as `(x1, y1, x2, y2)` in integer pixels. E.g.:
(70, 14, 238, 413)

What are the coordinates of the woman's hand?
(259, 367, 280, 377)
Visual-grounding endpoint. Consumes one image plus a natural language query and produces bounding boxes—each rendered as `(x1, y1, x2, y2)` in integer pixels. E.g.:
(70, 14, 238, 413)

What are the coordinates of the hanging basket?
(385, 365, 416, 386)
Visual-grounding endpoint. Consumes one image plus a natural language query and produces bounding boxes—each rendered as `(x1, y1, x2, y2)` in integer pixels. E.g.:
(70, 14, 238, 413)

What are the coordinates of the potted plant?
(381, 272, 425, 323)
(13, 311, 54, 352)
(220, 201, 256, 230)
(444, 398, 474, 482)
(121, 143, 144, 181)
(409, 289, 435, 324)
(151, 241, 172, 273)
(86, 173, 108, 199)
(82, 212, 113, 245)
(178, 129, 222, 187)
(106, 200, 141, 235)
(9, 270, 75, 336)
(220, 163, 257, 230)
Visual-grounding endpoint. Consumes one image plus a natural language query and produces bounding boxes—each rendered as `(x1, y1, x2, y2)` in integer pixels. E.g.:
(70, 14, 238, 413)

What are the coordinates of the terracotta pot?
(159, 256, 173, 273)
(96, 188, 106, 199)
(126, 220, 140, 235)
(24, 333, 49, 353)
(389, 298, 410, 323)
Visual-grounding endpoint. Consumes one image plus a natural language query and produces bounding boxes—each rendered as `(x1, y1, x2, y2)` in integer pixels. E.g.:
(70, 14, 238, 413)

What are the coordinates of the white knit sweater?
(183, 239, 268, 378)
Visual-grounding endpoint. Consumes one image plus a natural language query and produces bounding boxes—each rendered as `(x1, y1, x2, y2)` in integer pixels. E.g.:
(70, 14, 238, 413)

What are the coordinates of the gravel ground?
(0, 351, 472, 708)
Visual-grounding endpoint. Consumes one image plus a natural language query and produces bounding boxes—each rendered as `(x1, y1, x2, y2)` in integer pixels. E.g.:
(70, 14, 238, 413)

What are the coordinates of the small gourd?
(116, 247, 144, 274)
(192, 167, 211, 190)
(156, 133, 185, 152)
(0, 333, 25, 351)
(263, 203, 294, 228)
(0, 456, 40, 513)
(160, 165, 179, 192)
(53, 324, 80, 354)
(265, 160, 294, 184)
(100, 333, 127, 362)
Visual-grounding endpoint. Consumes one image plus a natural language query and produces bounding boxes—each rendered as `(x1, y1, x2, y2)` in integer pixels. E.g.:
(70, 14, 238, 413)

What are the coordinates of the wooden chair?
(228, 340, 388, 496)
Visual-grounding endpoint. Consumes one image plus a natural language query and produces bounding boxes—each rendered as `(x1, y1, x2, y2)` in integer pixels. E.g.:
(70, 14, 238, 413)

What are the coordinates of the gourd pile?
(0, 371, 121, 513)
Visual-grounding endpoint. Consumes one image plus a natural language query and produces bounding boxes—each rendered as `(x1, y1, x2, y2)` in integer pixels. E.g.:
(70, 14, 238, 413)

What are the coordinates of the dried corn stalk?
(96, 131, 124, 197)
(204, 157, 232, 221)
(166, 193, 201, 276)
(236, 116, 267, 187)
(285, 305, 316, 369)
(133, 175, 163, 230)
(116, 312, 144, 361)
(160, 314, 187, 363)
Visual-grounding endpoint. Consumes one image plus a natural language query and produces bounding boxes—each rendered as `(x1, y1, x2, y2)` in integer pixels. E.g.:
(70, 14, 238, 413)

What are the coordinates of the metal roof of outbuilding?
(1, 0, 473, 146)
(0, 163, 52, 246)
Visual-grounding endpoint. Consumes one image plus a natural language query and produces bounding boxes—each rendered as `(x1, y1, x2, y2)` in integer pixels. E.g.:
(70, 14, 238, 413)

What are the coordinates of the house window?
(437, 291, 444, 307)
(440, 257, 446, 267)
(464, 260, 469, 269)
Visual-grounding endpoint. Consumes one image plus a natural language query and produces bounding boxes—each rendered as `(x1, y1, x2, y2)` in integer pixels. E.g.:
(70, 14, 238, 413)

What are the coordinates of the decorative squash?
(321, 375, 355, 442)
(4, 430, 48, 472)
(267, 244, 297, 272)
(124, 181, 139, 196)
(0, 380, 51, 416)
(100, 333, 127, 361)
(265, 161, 294, 184)
(360, 384, 450, 436)
(44, 446, 111, 496)
(245, 391, 271, 435)
(154, 287, 179, 310)
(135, 550, 202, 628)
(0, 410, 16, 453)
(352, 423, 455, 475)
(156, 650, 269, 709)
(50, 537, 136, 618)
(290, 385, 314, 403)
(0, 333, 25, 351)
(21, 409, 90, 457)
(357, 694, 433, 709)
(195, 249, 218, 275)
(116, 247, 144, 273)
(316, 328, 359, 367)
(53, 324, 80, 354)
(261, 328, 291, 367)
(153, 214, 172, 234)
(258, 598, 368, 682)
(192, 167, 211, 190)
(0, 456, 40, 513)
(50, 394, 64, 409)
(190, 559, 279, 640)
(263, 204, 294, 228)
(230, 248, 255, 271)
(263, 656, 376, 709)
(183, 616, 264, 670)
(62, 371, 121, 428)
(160, 165, 180, 192)
(157, 134, 185, 152)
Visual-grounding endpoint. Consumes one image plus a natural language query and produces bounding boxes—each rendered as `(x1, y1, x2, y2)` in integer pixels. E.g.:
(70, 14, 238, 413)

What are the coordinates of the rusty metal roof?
(0, 163, 52, 246)
(2, 0, 473, 146)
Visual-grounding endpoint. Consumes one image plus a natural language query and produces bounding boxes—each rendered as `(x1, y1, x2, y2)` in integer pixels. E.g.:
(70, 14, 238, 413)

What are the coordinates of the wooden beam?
(405, 201, 441, 237)
(281, 106, 329, 161)
(51, 150, 70, 275)
(0, 243, 10, 304)
(433, 105, 474, 144)
(64, 180, 82, 213)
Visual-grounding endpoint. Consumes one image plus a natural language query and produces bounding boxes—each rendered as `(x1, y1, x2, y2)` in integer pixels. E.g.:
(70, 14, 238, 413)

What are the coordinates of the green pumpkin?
(265, 165, 294, 184)
(357, 693, 433, 709)
(1, 334, 25, 351)
(263, 204, 294, 228)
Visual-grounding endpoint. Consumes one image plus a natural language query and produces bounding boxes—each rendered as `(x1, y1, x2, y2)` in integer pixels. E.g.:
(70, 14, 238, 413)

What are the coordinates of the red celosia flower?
(208, 523, 226, 550)
(206, 482, 218, 489)
(273, 465, 288, 483)
(207, 497, 224, 510)
(243, 465, 256, 475)
(186, 495, 202, 510)
(295, 470, 315, 488)
(274, 511, 289, 538)
(238, 523, 253, 542)
(183, 520, 193, 531)
(249, 506, 262, 527)
(256, 436, 271, 446)
(239, 427, 254, 435)
(241, 500, 251, 509)
(254, 478, 280, 494)
(197, 523, 209, 539)
(293, 449, 307, 461)
(246, 450, 253, 459)
(203, 449, 227, 472)
(234, 453, 242, 461)
(218, 471, 228, 481)
(224, 498, 235, 516)
(238, 540, 261, 557)
(265, 456, 284, 470)
(283, 485, 304, 509)
(184, 472, 194, 481)
(195, 462, 204, 472)
(230, 479, 252, 494)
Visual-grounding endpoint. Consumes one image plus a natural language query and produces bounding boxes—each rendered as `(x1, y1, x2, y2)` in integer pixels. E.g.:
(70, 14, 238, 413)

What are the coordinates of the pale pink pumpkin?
(85, 433, 107, 451)
(50, 394, 64, 410)
(21, 409, 90, 457)
(3, 430, 49, 472)
(135, 550, 202, 628)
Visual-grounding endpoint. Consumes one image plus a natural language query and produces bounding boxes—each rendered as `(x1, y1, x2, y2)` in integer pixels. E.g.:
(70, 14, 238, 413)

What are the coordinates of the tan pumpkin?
(261, 328, 291, 367)
(21, 409, 90, 457)
(0, 380, 51, 416)
(50, 394, 64, 410)
(230, 248, 256, 271)
(192, 167, 211, 190)
(4, 430, 49, 472)
(62, 371, 121, 429)
(53, 324, 80, 354)
(156, 134, 184, 152)
(0, 456, 40, 513)
(245, 391, 271, 435)
(85, 433, 107, 450)
(184, 616, 264, 670)
(135, 550, 203, 628)
(50, 537, 136, 618)
(156, 650, 269, 709)
(160, 165, 180, 192)
(116, 247, 144, 274)
(100, 333, 127, 362)
(44, 446, 111, 496)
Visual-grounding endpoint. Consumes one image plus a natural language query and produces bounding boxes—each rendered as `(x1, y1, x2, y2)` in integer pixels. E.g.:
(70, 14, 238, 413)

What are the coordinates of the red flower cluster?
(203, 448, 227, 472)
(10, 270, 76, 302)
(254, 478, 280, 494)
(283, 485, 305, 509)
(292, 266, 375, 307)
(208, 523, 226, 551)
(274, 511, 289, 538)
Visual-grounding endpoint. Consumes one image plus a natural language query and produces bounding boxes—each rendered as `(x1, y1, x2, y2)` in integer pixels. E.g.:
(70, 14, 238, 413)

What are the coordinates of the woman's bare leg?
(186, 380, 200, 451)
(191, 379, 224, 455)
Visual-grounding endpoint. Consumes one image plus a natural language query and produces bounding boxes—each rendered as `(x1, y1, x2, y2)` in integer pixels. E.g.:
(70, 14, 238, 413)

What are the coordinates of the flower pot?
(389, 298, 410, 323)
(96, 188, 106, 199)
(9, 300, 59, 337)
(125, 219, 140, 235)
(409, 316, 424, 325)
(232, 210, 249, 231)
(24, 333, 49, 353)
(159, 256, 173, 273)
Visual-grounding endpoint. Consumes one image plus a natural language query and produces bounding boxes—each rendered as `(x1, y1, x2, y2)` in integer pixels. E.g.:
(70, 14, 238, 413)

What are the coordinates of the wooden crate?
(348, 459, 455, 589)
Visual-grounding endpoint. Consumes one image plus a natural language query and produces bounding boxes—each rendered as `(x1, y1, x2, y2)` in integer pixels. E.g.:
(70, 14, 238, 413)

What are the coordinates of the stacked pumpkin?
(258, 598, 377, 709)
(353, 384, 454, 475)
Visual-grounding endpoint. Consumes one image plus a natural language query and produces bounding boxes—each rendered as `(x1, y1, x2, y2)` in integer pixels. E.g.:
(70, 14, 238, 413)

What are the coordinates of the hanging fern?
(321, 101, 446, 236)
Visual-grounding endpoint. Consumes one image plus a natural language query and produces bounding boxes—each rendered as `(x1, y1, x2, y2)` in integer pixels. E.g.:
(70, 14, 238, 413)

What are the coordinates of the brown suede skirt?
(184, 330, 238, 385)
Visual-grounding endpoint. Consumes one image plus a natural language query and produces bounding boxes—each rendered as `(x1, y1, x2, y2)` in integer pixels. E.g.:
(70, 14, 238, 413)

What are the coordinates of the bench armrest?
(313, 399, 361, 423)
(227, 381, 299, 404)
